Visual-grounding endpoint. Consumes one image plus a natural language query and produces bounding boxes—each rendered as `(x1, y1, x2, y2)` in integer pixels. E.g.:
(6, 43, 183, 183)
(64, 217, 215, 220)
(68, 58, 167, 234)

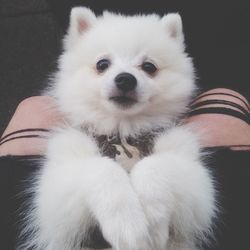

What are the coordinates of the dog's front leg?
(130, 126, 216, 250)
(27, 128, 151, 250)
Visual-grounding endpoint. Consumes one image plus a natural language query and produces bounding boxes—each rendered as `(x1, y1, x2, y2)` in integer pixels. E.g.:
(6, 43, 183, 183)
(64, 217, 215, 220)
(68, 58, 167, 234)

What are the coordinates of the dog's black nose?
(115, 73, 137, 92)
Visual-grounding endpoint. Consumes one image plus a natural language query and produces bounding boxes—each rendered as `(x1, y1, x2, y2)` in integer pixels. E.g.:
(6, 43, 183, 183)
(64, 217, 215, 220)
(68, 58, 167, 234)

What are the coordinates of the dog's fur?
(21, 7, 216, 250)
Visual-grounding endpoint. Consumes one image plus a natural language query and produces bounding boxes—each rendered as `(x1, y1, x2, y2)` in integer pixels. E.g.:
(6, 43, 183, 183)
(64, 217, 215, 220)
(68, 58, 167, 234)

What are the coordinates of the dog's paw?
(47, 127, 99, 161)
(131, 151, 216, 248)
(131, 155, 173, 249)
(101, 212, 152, 250)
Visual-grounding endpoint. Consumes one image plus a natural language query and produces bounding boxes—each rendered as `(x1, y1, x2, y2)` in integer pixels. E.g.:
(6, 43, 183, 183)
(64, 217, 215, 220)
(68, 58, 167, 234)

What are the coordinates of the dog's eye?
(96, 59, 110, 72)
(141, 62, 157, 75)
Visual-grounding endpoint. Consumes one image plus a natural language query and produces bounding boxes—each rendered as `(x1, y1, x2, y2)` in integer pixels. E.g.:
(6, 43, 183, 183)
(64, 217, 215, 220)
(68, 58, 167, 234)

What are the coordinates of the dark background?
(1, 0, 250, 135)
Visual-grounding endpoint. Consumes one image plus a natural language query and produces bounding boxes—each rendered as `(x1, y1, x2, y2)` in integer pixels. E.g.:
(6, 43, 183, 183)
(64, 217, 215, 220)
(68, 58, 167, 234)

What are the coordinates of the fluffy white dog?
(21, 7, 216, 250)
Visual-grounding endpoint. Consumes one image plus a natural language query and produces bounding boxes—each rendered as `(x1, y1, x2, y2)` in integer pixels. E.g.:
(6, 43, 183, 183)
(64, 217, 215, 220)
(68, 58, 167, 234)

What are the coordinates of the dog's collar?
(81, 126, 167, 171)
(82, 128, 164, 171)
(94, 131, 157, 158)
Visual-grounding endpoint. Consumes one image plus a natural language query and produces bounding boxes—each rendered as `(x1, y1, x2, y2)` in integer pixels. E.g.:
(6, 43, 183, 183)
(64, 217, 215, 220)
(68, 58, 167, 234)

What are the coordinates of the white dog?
(21, 7, 216, 250)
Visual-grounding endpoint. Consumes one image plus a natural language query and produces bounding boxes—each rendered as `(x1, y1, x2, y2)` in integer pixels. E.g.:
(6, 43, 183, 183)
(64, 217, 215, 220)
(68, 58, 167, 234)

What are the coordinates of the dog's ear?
(161, 13, 184, 45)
(64, 7, 96, 49)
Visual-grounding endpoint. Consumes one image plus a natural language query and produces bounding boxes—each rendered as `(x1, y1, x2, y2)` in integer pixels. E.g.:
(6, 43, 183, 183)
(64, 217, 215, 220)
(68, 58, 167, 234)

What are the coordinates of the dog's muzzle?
(109, 72, 138, 107)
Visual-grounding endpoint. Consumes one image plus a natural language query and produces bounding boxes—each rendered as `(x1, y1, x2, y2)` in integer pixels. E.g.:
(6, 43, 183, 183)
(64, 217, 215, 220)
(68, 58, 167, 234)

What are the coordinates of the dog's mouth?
(109, 95, 137, 108)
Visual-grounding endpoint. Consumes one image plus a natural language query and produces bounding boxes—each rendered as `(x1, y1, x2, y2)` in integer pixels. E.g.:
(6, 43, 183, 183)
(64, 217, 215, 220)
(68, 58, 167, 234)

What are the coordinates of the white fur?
(21, 7, 216, 250)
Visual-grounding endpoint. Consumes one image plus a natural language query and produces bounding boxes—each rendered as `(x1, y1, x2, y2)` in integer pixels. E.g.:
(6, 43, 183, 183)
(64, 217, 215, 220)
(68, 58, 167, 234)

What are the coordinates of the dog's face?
(53, 8, 195, 135)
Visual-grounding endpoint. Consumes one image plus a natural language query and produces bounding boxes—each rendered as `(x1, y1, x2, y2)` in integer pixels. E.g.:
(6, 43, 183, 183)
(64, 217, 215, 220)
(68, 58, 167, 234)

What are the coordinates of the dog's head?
(52, 7, 195, 136)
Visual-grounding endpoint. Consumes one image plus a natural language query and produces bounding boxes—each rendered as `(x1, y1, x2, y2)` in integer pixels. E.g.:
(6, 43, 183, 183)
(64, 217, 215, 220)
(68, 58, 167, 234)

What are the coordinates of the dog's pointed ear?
(161, 13, 184, 45)
(64, 7, 96, 49)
